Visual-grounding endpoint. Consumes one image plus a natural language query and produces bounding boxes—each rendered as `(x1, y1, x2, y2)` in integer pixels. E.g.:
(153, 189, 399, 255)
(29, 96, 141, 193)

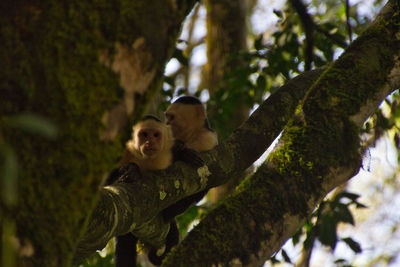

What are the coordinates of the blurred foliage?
(80, 252, 114, 267)
(1, 113, 57, 206)
(175, 205, 203, 235)
(300, 191, 366, 252)
(271, 191, 366, 265)
(364, 91, 400, 155)
(1, 113, 58, 267)
(160, 0, 388, 140)
(160, 1, 393, 266)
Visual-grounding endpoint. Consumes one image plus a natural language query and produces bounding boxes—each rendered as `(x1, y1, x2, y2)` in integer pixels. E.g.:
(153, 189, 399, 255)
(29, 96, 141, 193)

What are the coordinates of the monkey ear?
(131, 126, 136, 139)
(126, 139, 135, 152)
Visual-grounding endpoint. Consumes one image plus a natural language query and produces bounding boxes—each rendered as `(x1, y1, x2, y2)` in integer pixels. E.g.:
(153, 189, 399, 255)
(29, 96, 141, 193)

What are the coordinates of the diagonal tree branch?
(162, 0, 400, 265)
(73, 66, 325, 263)
(74, 1, 400, 264)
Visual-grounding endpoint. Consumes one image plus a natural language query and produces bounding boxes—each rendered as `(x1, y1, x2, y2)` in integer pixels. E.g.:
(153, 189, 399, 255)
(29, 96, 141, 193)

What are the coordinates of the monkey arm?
(103, 167, 123, 185)
(161, 190, 207, 221)
(104, 163, 143, 186)
(171, 140, 204, 168)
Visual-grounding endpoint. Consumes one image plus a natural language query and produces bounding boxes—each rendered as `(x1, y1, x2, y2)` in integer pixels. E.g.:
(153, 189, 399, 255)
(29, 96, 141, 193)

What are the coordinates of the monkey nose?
(146, 140, 153, 145)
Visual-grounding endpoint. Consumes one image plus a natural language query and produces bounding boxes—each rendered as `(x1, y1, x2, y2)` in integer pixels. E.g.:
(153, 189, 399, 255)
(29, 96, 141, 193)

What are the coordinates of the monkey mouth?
(143, 147, 157, 155)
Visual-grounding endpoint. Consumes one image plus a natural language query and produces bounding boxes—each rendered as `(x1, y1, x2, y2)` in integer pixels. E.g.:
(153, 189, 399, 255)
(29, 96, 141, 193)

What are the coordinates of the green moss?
(1, 1, 127, 265)
(1, 0, 198, 264)
(163, 192, 273, 266)
(262, 6, 399, 213)
(165, 4, 400, 265)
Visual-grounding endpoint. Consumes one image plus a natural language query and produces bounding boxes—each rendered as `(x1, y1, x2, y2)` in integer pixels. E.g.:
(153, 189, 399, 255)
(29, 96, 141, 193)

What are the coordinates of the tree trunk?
(2, 1, 399, 267)
(0, 1, 196, 266)
(204, 0, 250, 202)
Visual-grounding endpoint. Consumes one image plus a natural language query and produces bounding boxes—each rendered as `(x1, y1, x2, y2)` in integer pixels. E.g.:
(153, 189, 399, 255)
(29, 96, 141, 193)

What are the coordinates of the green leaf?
(81, 251, 114, 267)
(176, 205, 200, 234)
(303, 228, 316, 250)
(342, 237, 362, 253)
(292, 227, 302, 245)
(163, 76, 175, 87)
(6, 113, 58, 139)
(336, 191, 360, 202)
(318, 214, 338, 249)
(273, 9, 283, 18)
(281, 249, 291, 263)
(176, 87, 186, 96)
(335, 203, 354, 225)
(270, 255, 280, 264)
(256, 75, 266, 91)
(172, 48, 188, 66)
(355, 202, 368, 209)
(334, 258, 347, 264)
(254, 36, 263, 51)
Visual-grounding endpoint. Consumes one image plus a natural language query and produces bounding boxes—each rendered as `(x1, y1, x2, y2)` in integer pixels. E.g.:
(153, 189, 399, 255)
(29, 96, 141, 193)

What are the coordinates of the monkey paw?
(118, 163, 142, 183)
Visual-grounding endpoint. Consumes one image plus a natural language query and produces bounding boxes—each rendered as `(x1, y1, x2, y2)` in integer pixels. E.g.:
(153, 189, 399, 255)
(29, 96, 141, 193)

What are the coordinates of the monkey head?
(127, 116, 174, 160)
(137, 126, 162, 157)
(165, 96, 206, 142)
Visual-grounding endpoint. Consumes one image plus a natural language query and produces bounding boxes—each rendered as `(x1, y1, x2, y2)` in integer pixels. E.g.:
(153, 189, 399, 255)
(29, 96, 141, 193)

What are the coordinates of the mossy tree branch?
(2, 0, 398, 266)
(73, 66, 326, 264)
(75, 4, 400, 264)
(161, 0, 400, 266)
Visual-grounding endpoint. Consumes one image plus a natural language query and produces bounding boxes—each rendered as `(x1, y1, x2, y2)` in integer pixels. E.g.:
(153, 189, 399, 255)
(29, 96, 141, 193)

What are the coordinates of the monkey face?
(165, 112, 183, 137)
(125, 118, 174, 169)
(165, 103, 190, 139)
(137, 128, 162, 157)
(165, 102, 206, 142)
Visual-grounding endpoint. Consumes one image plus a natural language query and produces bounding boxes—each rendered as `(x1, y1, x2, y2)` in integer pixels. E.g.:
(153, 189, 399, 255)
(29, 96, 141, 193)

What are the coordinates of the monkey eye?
(140, 131, 148, 138)
(169, 115, 175, 121)
(154, 132, 160, 138)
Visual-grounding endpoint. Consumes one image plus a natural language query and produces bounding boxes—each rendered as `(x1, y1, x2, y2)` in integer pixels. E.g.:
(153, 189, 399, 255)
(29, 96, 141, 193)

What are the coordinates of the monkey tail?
(147, 221, 179, 265)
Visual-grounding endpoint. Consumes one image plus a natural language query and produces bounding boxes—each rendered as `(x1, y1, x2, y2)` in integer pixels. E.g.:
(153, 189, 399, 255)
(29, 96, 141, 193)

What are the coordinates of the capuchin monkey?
(104, 115, 203, 267)
(106, 97, 217, 266)
(162, 96, 218, 221)
(165, 96, 218, 152)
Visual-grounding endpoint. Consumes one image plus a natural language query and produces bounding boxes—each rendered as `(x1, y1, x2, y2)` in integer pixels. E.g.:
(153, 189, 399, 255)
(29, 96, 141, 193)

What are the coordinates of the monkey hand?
(172, 140, 204, 168)
(116, 163, 142, 183)
(104, 167, 122, 185)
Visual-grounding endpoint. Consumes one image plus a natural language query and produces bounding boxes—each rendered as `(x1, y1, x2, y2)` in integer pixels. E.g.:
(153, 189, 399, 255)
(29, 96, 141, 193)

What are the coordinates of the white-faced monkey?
(104, 115, 203, 267)
(161, 95, 218, 221)
(165, 95, 218, 152)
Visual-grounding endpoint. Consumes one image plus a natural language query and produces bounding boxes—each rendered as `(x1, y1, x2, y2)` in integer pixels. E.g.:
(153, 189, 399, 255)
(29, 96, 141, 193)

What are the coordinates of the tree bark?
(2, 1, 399, 267)
(161, 1, 400, 265)
(204, 0, 250, 201)
(0, 1, 197, 266)
(73, 66, 326, 263)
